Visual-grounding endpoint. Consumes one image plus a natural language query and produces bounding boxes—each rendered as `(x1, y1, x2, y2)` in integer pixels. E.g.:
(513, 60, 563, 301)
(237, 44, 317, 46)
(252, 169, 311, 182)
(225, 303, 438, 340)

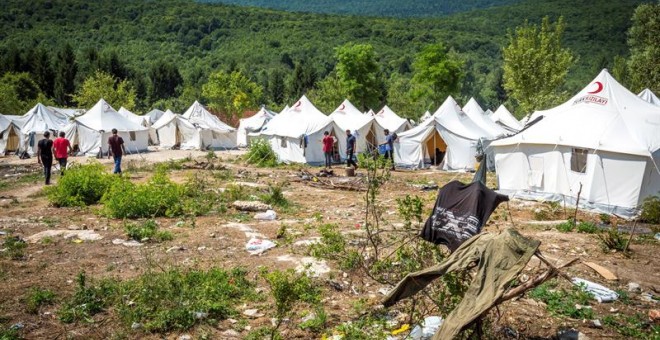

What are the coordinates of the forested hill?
(0, 0, 651, 114)
(197, 0, 525, 17)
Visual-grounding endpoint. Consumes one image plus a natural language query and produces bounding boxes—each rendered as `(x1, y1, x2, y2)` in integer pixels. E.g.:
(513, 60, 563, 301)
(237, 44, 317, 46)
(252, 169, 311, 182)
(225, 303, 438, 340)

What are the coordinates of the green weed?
(556, 219, 575, 232)
(2, 236, 26, 260)
(533, 201, 562, 221)
(124, 220, 173, 243)
(640, 195, 660, 224)
(576, 221, 599, 233)
(309, 224, 362, 271)
(529, 280, 594, 319)
(299, 306, 327, 333)
(46, 162, 114, 207)
(25, 288, 56, 314)
(260, 183, 289, 207)
(598, 227, 629, 252)
(59, 271, 117, 323)
(244, 138, 278, 167)
(603, 313, 659, 339)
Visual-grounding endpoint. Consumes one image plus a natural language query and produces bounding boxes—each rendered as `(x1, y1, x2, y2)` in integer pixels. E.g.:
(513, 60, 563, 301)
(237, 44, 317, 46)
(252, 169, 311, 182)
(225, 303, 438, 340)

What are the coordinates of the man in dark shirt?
(383, 129, 395, 170)
(36, 131, 54, 185)
(107, 128, 126, 174)
(345, 129, 358, 169)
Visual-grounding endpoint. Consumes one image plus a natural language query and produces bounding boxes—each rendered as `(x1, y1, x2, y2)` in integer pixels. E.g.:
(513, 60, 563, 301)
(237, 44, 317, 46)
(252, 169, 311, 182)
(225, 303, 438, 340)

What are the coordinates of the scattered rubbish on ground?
(628, 282, 641, 293)
(582, 262, 618, 280)
(316, 169, 334, 177)
(246, 238, 276, 255)
(295, 170, 366, 191)
(276, 255, 331, 277)
(232, 200, 272, 212)
(243, 309, 264, 318)
(254, 209, 277, 220)
(410, 182, 439, 191)
(409, 316, 443, 340)
(572, 278, 618, 302)
(25, 230, 102, 243)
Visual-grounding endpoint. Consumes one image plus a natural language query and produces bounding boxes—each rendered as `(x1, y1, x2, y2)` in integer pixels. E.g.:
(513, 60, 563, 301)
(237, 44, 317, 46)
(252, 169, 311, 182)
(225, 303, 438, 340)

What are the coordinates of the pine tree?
(53, 44, 77, 106)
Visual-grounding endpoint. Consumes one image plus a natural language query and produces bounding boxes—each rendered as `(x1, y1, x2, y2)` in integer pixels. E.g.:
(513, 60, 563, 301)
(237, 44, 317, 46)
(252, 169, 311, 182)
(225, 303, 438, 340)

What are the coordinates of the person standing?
(345, 130, 358, 169)
(383, 129, 395, 170)
(322, 131, 334, 169)
(52, 131, 72, 175)
(107, 128, 126, 174)
(36, 131, 54, 185)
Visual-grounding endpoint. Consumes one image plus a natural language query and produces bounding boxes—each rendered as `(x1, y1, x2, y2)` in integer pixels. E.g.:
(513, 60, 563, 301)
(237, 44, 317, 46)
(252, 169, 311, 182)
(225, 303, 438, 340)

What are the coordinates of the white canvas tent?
(151, 110, 204, 150)
(329, 99, 380, 156)
(181, 101, 237, 149)
(394, 96, 484, 171)
(18, 103, 71, 155)
(118, 106, 159, 145)
(638, 88, 660, 106)
(419, 111, 432, 122)
(373, 105, 412, 144)
(0, 114, 22, 156)
(48, 107, 83, 118)
(489, 105, 522, 133)
(260, 95, 341, 164)
(237, 106, 276, 147)
(145, 109, 166, 124)
(63, 99, 149, 156)
(462, 98, 507, 138)
(491, 69, 660, 218)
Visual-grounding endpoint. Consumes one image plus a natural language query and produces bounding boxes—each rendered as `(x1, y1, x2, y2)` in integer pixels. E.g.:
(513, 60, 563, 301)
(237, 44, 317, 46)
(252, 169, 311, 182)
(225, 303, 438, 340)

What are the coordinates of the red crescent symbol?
(339, 104, 345, 111)
(294, 101, 301, 108)
(588, 81, 603, 94)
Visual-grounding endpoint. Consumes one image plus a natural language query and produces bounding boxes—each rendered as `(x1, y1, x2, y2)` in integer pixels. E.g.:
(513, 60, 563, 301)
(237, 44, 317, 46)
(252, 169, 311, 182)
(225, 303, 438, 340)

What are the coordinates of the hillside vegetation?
(0, 0, 650, 115)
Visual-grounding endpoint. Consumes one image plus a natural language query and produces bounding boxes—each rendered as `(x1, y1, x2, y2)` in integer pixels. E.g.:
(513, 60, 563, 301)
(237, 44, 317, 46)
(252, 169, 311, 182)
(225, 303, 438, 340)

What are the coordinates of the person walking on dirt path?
(53, 131, 72, 176)
(322, 131, 334, 169)
(346, 129, 358, 169)
(383, 129, 395, 170)
(36, 131, 54, 185)
(108, 128, 126, 174)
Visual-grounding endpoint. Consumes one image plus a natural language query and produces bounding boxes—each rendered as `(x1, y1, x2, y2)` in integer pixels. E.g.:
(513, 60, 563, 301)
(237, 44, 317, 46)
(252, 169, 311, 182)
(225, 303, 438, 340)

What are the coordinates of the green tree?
(32, 48, 55, 98)
(611, 55, 629, 88)
(386, 72, 421, 120)
(502, 16, 574, 114)
(289, 59, 317, 99)
(410, 43, 464, 109)
(0, 72, 48, 114)
(334, 43, 383, 111)
(73, 70, 136, 110)
(202, 70, 263, 119)
(268, 69, 286, 106)
(53, 44, 77, 106)
(627, 3, 660, 93)
(307, 72, 347, 113)
(149, 61, 183, 102)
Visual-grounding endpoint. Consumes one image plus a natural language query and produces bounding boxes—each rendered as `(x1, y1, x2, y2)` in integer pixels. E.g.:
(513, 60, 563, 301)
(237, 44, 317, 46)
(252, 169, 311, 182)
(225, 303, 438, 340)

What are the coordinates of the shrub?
(59, 272, 117, 323)
(45, 162, 114, 207)
(640, 195, 660, 224)
(2, 236, 26, 260)
(260, 184, 289, 207)
(25, 288, 56, 314)
(244, 138, 278, 167)
(598, 227, 629, 252)
(576, 221, 599, 233)
(529, 280, 594, 319)
(124, 220, 173, 243)
(309, 224, 362, 271)
(556, 219, 575, 232)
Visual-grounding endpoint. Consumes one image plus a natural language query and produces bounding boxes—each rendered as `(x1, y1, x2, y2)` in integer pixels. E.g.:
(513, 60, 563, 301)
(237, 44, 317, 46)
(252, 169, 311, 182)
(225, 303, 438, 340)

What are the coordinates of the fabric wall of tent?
(491, 70, 660, 218)
(151, 109, 205, 150)
(182, 101, 237, 149)
(118, 107, 159, 145)
(17, 103, 71, 156)
(63, 99, 149, 156)
(638, 89, 660, 106)
(260, 95, 342, 164)
(462, 98, 508, 138)
(237, 106, 276, 147)
(371, 105, 412, 144)
(145, 109, 165, 125)
(0, 114, 22, 156)
(489, 105, 522, 133)
(394, 96, 484, 171)
(329, 99, 380, 158)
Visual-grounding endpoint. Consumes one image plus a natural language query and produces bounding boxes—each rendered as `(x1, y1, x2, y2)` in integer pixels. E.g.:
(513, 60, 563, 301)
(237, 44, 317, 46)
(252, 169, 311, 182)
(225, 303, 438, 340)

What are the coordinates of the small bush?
(59, 271, 116, 323)
(299, 306, 327, 333)
(25, 288, 56, 314)
(244, 138, 278, 167)
(46, 162, 114, 207)
(2, 236, 26, 260)
(598, 227, 629, 252)
(309, 224, 361, 271)
(556, 219, 575, 232)
(576, 221, 599, 233)
(529, 280, 594, 319)
(260, 184, 289, 207)
(640, 195, 660, 224)
(262, 269, 321, 326)
(124, 220, 173, 243)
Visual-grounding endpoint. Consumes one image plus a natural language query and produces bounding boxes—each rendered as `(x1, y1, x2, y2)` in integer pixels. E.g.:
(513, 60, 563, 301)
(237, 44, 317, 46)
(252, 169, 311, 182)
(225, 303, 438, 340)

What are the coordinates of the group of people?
(36, 128, 126, 185)
(322, 129, 396, 170)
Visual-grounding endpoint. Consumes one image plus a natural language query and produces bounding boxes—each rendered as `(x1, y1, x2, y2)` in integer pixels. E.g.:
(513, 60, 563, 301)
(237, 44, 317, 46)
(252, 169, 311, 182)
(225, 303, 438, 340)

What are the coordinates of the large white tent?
(419, 111, 432, 122)
(151, 109, 204, 150)
(63, 99, 149, 156)
(638, 88, 660, 106)
(329, 99, 380, 156)
(260, 95, 341, 164)
(489, 105, 522, 133)
(18, 103, 71, 155)
(237, 106, 276, 147)
(145, 109, 166, 125)
(462, 98, 508, 138)
(394, 96, 484, 171)
(0, 114, 22, 156)
(372, 105, 412, 144)
(491, 70, 660, 218)
(118, 106, 158, 145)
(182, 101, 237, 149)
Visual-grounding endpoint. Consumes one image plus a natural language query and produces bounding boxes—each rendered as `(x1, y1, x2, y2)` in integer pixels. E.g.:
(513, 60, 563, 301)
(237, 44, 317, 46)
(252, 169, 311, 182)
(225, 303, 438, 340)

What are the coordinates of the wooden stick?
(624, 219, 637, 253)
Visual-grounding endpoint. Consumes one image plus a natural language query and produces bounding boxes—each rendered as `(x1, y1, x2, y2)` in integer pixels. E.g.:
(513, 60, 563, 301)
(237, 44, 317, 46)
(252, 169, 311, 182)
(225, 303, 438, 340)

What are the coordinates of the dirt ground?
(0, 149, 658, 339)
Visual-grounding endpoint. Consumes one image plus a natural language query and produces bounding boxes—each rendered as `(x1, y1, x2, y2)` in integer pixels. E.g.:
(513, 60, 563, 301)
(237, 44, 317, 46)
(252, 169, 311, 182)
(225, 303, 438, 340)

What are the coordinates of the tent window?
(571, 148, 588, 173)
(212, 131, 220, 140)
(280, 137, 287, 148)
(129, 131, 136, 141)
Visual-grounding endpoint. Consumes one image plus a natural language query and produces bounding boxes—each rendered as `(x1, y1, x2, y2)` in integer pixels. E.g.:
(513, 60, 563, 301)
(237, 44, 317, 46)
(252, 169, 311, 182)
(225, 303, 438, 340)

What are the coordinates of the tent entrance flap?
(7, 127, 20, 152)
(365, 126, 377, 154)
(424, 130, 447, 166)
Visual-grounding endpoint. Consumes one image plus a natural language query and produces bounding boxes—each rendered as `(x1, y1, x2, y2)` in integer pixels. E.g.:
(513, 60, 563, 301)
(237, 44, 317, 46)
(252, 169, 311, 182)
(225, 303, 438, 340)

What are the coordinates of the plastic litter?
(391, 323, 410, 335)
(655, 233, 660, 241)
(254, 210, 277, 220)
(409, 316, 443, 340)
(572, 277, 618, 303)
(245, 238, 276, 255)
